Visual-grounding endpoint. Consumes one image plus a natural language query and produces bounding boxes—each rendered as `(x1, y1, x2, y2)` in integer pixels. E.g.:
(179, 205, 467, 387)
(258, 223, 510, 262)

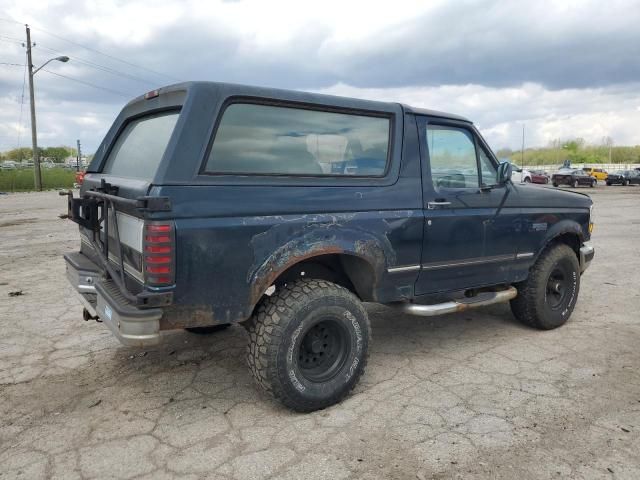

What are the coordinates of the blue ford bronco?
(63, 82, 594, 411)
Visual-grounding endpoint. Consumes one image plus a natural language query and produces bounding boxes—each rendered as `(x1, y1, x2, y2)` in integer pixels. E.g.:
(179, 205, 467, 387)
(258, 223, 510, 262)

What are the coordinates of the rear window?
(102, 111, 179, 180)
(204, 103, 390, 176)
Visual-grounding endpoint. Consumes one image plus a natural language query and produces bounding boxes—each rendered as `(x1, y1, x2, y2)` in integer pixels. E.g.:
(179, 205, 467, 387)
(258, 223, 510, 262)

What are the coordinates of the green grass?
(0, 168, 75, 192)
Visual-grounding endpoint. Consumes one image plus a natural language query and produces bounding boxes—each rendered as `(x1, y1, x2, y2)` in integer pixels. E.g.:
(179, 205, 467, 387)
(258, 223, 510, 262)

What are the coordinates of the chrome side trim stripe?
(387, 264, 421, 273)
(388, 252, 533, 273)
(421, 254, 515, 271)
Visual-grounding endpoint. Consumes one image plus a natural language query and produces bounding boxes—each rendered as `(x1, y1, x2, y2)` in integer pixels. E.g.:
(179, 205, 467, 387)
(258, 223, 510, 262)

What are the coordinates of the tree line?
(496, 138, 640, 166)
(0, 146, 78, 163)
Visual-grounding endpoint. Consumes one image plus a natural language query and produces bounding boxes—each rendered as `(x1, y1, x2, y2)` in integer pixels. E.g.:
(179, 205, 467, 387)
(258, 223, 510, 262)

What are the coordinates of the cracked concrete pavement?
(1, 187, 639, 479)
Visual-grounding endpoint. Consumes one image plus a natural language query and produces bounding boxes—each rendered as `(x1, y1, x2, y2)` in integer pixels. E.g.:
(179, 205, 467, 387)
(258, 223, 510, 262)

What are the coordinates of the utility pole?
(25, 24, 42, 191)
(76, 139, 82, 172)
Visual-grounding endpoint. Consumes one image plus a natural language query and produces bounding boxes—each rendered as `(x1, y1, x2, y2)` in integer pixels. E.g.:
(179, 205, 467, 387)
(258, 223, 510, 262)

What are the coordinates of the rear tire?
(510, 244, 580, 330)
(246, 279, 370, 412)
(185, 324, 231, 334)
(553, 182, 559, 187)
(624, 179, 630, 186)
(590, 179, 595, 188)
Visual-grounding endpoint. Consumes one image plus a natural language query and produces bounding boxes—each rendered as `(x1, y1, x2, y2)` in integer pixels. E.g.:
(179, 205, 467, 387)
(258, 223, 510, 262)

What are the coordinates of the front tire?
(246, 279, 370, 412)
(590, 179, 596, 188)
(573, 180, 579, 188)
(553, 182, 559, 187)
(524, 177, 531, 183)
(510, 244, 580, 330)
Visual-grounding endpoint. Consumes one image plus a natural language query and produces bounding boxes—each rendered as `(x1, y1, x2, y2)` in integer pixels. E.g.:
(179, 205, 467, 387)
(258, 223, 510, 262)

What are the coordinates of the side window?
(426, 125, 478, 188)
(204, 103, 390, 176)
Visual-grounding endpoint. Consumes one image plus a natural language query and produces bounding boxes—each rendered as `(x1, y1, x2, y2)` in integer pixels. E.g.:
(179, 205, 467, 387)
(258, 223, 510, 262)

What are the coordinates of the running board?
(395, 286, 518, 317)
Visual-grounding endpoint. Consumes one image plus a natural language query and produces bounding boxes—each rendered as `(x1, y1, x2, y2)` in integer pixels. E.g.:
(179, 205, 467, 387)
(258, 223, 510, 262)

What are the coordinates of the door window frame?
(416, 116, 503, 194)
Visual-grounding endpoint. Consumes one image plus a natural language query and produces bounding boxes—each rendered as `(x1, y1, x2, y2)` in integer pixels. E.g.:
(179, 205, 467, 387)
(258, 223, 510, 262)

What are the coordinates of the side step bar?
(395, 286, 518, 317)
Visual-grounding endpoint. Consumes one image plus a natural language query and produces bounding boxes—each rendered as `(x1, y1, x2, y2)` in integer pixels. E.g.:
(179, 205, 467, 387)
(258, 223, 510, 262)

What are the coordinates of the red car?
(529, 169, 550, 184)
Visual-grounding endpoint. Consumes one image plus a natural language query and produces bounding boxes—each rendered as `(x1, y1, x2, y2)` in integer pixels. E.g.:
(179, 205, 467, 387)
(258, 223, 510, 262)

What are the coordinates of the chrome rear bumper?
(64, 252, 162, 347)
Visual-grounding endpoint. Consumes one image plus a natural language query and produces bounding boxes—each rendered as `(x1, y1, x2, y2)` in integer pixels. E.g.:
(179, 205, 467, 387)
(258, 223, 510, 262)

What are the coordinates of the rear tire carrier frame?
(60, 189, 173, 308)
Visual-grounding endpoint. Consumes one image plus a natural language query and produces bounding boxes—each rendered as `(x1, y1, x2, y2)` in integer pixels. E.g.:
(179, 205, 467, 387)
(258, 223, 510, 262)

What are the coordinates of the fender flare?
(535, 219, 584, 261)
(247, 224, 394, 308)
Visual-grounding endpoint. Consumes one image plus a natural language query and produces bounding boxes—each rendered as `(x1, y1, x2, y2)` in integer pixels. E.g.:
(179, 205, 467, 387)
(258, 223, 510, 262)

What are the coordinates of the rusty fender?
(247, 215, 396, 307)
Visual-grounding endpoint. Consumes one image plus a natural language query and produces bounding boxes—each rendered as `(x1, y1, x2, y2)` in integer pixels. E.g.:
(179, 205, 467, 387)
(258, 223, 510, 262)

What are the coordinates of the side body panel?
(78, 82, 592, 329)
(144, 98, 425, 325)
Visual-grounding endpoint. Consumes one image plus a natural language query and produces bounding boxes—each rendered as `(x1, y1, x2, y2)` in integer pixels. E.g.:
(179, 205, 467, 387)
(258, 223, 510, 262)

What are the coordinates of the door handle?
(427, 201, 452, 209)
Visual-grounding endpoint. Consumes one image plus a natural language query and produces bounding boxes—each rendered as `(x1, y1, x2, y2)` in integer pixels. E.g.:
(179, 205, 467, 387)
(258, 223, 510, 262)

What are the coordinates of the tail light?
(143, 222, 175, 286)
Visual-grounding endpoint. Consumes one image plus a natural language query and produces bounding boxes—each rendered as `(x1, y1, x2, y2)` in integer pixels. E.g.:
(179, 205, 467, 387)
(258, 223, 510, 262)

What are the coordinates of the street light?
(25, 24, 70, 191)
(33, 56, 69, 75)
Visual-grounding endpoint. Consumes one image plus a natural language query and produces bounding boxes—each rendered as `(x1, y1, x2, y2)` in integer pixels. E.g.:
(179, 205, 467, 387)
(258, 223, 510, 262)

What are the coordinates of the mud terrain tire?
(246, 279, 370, 412)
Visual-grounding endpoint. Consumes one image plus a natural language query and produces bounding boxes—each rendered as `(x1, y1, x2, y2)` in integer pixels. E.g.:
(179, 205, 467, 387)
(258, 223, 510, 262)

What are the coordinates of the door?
(576, 170, 592, 186)
(415, 118, 519, 295)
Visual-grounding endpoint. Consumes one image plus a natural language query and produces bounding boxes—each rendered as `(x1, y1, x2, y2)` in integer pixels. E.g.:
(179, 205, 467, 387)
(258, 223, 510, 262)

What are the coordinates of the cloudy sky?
(1, 0, 639, 153)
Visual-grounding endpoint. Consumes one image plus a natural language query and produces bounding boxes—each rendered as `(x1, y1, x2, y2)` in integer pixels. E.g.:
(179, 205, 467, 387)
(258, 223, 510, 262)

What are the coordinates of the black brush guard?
(61, 184, 173, 308)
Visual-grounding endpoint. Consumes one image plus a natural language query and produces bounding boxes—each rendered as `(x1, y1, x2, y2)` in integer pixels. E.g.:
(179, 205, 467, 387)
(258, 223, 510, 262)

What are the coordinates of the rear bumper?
(579, 244, 595, 273)
(64, 252, 162, 347)
(65, 251, 101, 293)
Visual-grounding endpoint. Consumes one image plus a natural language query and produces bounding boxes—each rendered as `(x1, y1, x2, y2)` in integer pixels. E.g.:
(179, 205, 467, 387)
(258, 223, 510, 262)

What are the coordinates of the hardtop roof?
(129, 81, 472, 123)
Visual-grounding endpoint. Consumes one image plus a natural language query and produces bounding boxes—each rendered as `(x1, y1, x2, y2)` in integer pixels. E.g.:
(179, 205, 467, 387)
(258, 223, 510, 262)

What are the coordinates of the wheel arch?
(537, 221, 584, 261)
(247, 231, 391, 312)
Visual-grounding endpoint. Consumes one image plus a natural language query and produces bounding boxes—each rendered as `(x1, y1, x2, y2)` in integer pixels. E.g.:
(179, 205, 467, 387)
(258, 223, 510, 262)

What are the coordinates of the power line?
(32, 25, 180, 83)
(41, 68, 131, 98)
(0, 36, 23, 46)
(0, 18, 22, 25)
(0, 62, 24, 67)
(36, 43, 158, 86)
(0, 33, 23, 42)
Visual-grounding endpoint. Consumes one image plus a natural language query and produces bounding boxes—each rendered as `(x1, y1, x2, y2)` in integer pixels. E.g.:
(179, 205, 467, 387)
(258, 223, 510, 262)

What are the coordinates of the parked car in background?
(552, 169, 597, 188)
(582, 167, 608, 181)
(1, 160, 17, 170)
(511, 163, 532, 183)
(529, 169, 550, 184)
(606, 170, 640, 186)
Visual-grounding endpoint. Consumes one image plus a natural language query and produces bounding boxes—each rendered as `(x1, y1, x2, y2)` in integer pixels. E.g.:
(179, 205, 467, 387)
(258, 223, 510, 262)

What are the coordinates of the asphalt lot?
(1, 185, 639, 480)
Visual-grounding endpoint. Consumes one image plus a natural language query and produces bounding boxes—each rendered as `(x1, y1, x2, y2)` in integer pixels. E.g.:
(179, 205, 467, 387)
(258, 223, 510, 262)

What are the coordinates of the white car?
(1, 161, 17, 170)
(511, 164, 532, 183)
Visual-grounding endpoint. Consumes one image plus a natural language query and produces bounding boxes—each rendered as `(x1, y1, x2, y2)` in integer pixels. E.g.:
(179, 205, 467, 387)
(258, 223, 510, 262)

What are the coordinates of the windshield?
(102, 111, 179, 180)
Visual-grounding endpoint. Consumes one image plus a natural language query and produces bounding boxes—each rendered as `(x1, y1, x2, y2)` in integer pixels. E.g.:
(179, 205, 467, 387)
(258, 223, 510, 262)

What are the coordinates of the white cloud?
(1, 0, 639, 152)
(317, 82, 640, 149)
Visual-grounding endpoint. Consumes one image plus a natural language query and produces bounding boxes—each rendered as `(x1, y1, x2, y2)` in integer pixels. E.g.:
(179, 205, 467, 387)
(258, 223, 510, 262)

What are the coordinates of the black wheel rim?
(297, 319, 350, 383)
(545, 263, 570, 310)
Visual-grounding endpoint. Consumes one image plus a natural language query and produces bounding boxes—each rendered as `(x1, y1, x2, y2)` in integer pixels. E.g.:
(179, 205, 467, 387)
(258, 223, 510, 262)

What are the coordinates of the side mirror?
(497, 161, 513, 184)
